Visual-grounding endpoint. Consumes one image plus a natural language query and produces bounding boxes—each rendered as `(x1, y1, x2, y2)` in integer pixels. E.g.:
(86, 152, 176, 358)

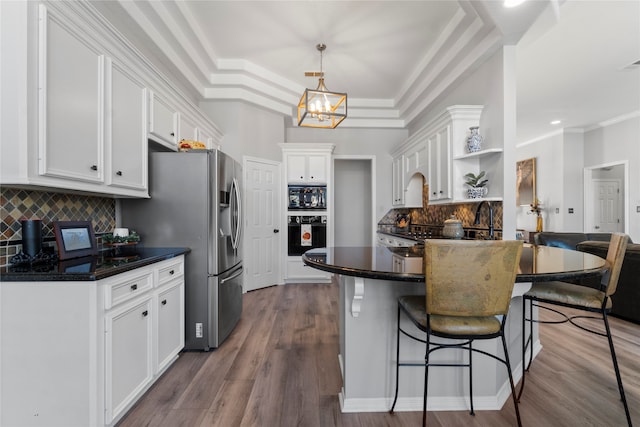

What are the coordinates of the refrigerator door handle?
(231, 177, 242, 250)
(220, 267, 243, 284)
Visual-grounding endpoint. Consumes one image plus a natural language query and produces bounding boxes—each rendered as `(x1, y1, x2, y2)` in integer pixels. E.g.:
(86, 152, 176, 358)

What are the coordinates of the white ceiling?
(95, 0, 640, 143)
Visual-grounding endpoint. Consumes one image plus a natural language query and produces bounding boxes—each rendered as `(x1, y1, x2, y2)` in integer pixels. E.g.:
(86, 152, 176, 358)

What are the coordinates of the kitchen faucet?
(474, 201, 494, 240)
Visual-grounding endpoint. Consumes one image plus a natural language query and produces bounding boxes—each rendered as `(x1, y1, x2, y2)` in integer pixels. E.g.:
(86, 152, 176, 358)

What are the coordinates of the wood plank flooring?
(117, 281, 640, 427)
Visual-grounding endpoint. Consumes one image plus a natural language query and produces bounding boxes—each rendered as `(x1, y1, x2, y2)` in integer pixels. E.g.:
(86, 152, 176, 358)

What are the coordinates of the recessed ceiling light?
(550, 120, 562, 125)
(504, 0, 527, 7)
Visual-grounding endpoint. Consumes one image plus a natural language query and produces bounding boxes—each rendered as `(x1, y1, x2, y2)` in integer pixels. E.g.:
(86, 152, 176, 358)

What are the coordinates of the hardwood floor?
(117, 282, 640, 427)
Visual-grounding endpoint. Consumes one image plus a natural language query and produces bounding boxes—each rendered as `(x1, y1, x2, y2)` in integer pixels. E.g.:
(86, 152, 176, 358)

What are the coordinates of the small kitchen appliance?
(288, 185, 327, 210)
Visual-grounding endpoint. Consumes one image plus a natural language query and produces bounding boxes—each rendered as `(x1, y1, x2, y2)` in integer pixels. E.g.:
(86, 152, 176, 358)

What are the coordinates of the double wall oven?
(288, 215, 327, 256)
(287, 184, 328, 256)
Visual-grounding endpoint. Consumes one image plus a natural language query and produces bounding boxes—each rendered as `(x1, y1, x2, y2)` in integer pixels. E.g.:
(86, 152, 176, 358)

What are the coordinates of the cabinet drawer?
(157, 258, 184, 286)
(105, 271, 153, 309)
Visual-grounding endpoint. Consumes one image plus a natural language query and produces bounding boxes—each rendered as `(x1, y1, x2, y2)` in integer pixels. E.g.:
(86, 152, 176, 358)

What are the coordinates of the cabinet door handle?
(170, 132, 175, 137)
(90, 165, 98, 171)
(130, 284, 138, 291)
(161, 299, 167, 305)
(169, 270, 175, 275)
(142, 310, 148, 317)
(116, 170, 123, 176)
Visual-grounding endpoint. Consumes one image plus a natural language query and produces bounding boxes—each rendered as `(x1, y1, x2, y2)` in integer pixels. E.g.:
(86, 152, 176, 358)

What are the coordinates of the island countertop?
(1, 247, 190, 281)
(302, 244, 608, 283)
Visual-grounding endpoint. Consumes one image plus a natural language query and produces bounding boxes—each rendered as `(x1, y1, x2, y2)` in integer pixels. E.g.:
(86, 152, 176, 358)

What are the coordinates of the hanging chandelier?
(297, 43, 347, 128)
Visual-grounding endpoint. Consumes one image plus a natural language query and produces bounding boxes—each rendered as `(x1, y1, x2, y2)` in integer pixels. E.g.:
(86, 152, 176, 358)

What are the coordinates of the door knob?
(274, 229, 280, 233)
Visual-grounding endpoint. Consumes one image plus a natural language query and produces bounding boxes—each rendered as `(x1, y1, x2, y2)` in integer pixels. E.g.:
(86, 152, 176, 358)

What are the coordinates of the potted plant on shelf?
(464, 171, 488, 199)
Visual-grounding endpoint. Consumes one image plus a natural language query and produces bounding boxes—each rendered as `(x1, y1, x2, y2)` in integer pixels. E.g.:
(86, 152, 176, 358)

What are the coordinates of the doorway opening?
(333, 156, 376, 247)
(583, 161, 628, 234)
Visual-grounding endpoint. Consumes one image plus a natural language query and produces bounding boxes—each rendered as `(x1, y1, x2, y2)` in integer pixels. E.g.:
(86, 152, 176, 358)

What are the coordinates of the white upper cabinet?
(286, 154, 328, 184)
(39, 9, 105, 184)
(392, 105, 499, 206)
(149, 91, 178, 149)
(0, 1, 223, 197)
(306, 155, 327, 183)
(427, 124, 451, 201)
(107, 60, 148, 191)
(392, 155, 405, 206)
(178, 113, 198, 143)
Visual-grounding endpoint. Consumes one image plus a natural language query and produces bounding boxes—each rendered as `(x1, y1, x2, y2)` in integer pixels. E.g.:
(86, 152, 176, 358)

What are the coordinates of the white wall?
(516, 114, 640, 242)
(334, 159, 372, 246)
(516, 134, 560, 232)
(199, 101, 285, 164)
(584, 115, 640, 241)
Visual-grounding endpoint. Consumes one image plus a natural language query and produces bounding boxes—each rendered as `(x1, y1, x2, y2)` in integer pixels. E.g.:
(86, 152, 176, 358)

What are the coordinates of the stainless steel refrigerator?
(120, 150, 243, 350)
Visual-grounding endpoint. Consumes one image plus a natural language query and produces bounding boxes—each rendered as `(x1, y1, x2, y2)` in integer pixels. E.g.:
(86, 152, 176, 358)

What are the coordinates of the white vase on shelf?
(466, 126, 483, 153)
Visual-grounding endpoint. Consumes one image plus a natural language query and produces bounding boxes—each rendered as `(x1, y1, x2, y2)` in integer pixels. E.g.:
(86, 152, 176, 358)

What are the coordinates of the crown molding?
(108, 0, 513, 129)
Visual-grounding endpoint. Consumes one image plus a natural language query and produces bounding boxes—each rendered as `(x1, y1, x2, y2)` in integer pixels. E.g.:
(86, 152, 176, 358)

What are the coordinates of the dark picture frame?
(53, 221, 98, 260)
(516, 157, 536, 206)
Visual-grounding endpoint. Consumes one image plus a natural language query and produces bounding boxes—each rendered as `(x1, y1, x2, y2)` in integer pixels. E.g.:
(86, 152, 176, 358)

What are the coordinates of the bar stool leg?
(469, 342, 474, 416)
(423, 334, 430, 427)
(502, 333, 523, 427)
(390, 305, 401, 413)
(603, 310, 632, 427)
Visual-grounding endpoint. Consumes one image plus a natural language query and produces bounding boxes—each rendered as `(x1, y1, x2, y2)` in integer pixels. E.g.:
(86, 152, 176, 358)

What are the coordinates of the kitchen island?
(302, 244, 607, 413)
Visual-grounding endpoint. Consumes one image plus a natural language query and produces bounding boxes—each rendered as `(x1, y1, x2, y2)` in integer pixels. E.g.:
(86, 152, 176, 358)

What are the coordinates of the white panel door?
(245, 158, 281, 291)
(593, 179, 622, 233)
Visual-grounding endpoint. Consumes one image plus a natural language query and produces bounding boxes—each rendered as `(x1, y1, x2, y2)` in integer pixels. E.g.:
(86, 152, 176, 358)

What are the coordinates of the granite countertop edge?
(302, 253, 424, 283)
(1, 247, 190, 282)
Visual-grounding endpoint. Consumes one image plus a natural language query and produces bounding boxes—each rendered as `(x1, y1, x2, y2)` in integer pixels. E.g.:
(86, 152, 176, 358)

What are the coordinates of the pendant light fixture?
(297, 43, 347, 128)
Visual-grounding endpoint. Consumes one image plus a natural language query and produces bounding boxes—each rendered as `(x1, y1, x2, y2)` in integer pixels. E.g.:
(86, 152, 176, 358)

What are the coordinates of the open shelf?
(453, 148, 503, 160)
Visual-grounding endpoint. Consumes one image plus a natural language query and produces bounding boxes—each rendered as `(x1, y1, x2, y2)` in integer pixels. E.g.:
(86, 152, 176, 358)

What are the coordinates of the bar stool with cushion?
(389, 239, 524, 427)
(519, 232, 632, 426)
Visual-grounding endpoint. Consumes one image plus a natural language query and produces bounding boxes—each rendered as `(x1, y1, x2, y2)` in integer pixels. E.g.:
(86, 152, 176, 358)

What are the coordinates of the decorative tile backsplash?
(0, 188, 116, 265)
(379, 202, 502, 229)
(378, 182, 503, 239)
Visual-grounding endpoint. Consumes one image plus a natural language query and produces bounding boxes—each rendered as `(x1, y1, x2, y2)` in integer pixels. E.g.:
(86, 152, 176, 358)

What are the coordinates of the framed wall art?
(516, 157, 536, 206)
(53, 220, 98, 260)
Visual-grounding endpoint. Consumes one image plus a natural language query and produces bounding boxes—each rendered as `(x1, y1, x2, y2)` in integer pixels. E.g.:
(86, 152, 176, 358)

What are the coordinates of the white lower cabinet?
(0, 255, 185, 427)
(156, 279, 185, 373)
(105, 296, 154, 424)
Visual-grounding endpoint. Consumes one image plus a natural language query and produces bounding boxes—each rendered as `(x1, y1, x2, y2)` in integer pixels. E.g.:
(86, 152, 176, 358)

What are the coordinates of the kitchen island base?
(336, 275, 539, 413)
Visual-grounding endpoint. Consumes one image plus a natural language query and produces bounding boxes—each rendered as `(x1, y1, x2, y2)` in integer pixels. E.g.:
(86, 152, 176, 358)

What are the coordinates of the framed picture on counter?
(53, 220, 98, 260)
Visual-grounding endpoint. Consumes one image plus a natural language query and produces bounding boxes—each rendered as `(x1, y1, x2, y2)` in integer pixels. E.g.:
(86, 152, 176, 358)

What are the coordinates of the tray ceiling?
(93, 0, 639, 142)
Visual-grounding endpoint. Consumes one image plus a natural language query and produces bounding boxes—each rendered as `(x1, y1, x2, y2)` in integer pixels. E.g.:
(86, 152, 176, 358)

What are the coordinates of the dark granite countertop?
(1, 247, 190, 281)
(302, 244, 607, 283)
